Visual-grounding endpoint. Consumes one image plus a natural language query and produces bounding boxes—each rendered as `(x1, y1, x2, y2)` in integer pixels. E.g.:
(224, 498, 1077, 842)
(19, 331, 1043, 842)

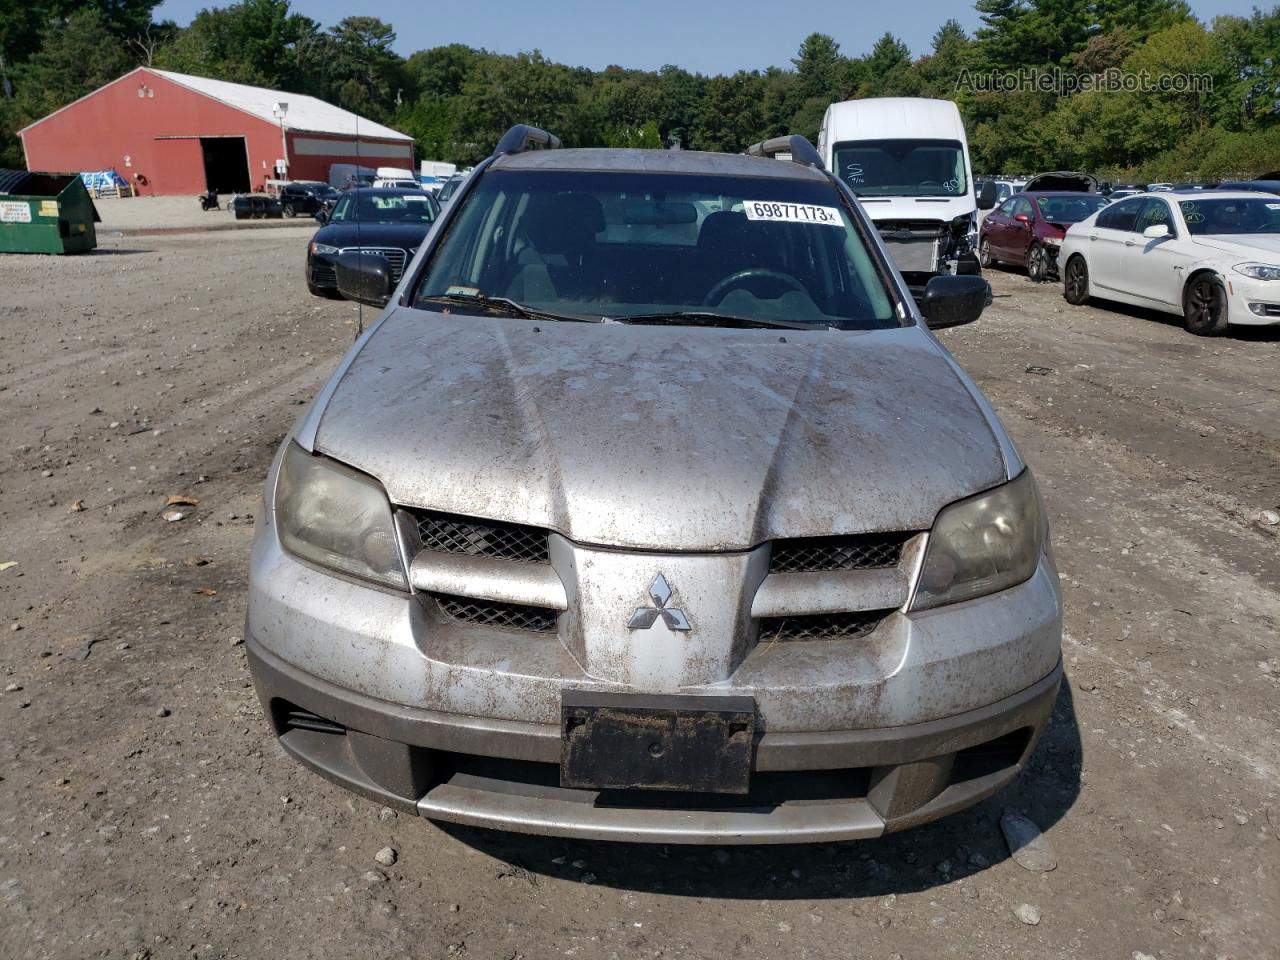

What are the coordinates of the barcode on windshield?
(743, 202, 842, 226)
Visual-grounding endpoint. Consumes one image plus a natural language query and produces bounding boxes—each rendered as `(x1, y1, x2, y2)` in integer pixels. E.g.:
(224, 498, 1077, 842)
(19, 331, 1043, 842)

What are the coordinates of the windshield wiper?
(605, 311, 830, 331)
(419, 293, 602, 323)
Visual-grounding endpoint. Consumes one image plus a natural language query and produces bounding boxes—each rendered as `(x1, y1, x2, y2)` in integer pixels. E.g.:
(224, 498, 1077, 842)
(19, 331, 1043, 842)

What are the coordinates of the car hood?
(313, 222, 432, 249)
(855, 194, 974, 224)
(313, 310, 1007, 551)
(1191, 234, 1280, 258)
(1023, 171, 1098, 193)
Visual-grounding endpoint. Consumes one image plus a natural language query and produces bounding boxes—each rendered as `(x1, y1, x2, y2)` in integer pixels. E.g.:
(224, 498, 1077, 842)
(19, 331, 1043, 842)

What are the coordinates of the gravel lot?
(1, 228, 1277, 960)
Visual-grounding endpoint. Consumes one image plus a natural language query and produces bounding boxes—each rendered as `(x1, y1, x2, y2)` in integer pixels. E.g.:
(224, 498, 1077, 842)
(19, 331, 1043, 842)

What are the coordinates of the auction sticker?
(743, 201, 842, 226)
(0, 201, 32, 223)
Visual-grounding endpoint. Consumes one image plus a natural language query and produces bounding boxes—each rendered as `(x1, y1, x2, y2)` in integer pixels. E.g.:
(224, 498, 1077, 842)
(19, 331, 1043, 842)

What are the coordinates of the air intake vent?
(769, 533, 912, 574)
(434, 593, 559, 632)
(414, 511, 550, 564)
(278, 703, 346, 736)
(757, 609, 893, 643)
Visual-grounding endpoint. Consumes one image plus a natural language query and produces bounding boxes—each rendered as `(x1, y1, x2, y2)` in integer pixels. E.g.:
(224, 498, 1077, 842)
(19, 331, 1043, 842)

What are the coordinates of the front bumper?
(1226, 275, 1280, 326)
(247, 449, 1063, 842)
(248, 636, 1061, 843)
(306, 252, 338, 290)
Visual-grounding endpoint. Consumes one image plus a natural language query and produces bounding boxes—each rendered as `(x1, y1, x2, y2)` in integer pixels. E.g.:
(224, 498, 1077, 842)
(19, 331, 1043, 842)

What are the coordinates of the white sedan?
(1059, 190, 1280, 335)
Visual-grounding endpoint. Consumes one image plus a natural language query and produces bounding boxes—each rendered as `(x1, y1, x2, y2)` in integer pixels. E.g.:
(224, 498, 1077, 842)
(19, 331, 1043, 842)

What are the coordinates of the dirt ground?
(0, 228, 1276, 960)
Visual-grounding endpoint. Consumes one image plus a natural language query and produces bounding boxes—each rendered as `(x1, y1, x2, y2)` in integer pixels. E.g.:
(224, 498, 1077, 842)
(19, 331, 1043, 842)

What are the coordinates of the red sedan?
(980, 191, 1110, 281)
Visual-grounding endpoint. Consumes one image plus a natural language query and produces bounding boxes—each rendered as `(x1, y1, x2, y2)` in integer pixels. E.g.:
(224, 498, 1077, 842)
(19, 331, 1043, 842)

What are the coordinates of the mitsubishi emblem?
(626, 574, 690, 631)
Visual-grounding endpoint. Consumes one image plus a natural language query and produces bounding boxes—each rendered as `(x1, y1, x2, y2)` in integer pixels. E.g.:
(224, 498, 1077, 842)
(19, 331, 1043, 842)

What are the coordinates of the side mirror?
(978, 181, 997, 210)
(335, 251, 394, 307)
(1014, 213, 1031, 224)
(313, 208, 328, 223)
(1142, 223, 1170, 240)
(922, 275, 988, 330)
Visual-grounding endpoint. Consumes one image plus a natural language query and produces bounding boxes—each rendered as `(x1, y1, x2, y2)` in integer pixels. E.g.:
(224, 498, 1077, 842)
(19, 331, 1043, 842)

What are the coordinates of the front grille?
(414, 510, 550, 564)
(433, 593, 559, 632)
(769, 533, 911, 573)
(344, 246, 407, 281)
(757, 609, 893, 642)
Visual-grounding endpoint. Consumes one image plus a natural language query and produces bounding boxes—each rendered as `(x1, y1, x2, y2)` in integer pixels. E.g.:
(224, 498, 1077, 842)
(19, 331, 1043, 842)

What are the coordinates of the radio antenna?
(355, 114, 364, 339)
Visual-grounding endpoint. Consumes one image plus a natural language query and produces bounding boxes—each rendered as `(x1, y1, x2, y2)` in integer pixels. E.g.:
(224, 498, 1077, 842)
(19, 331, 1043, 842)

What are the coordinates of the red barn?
(18, 67, 415, 196)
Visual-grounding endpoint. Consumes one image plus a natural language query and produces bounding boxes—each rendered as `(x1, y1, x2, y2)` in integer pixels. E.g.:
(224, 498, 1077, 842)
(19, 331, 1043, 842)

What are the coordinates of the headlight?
(310, 242, 339, 255)
(274, 442, 408, 590)
(910, 470, 1046, 611)
(1234, 262, 1280, 281)
(1042, 236, 1061, 247)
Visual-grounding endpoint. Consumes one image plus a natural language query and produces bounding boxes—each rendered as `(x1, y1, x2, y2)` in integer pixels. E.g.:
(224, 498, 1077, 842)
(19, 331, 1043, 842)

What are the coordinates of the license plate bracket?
(560, 691, 756, 794)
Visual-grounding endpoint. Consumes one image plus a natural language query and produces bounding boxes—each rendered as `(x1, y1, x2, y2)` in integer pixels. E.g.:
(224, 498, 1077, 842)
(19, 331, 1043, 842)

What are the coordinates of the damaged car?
(246, 126, 1063, 844)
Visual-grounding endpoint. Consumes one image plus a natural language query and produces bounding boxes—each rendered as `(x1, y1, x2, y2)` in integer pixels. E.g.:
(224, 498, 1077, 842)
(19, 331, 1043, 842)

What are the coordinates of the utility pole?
(273, 102, 290, 181)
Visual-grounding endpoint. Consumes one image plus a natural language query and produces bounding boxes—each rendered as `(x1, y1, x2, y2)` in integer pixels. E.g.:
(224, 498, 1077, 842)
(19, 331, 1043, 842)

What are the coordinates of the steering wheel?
(703, 268, 806, 306)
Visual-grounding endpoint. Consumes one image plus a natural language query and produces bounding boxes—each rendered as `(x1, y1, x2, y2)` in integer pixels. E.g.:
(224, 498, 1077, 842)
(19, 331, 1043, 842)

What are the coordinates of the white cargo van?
(818, 97, 994, 297)
(420, 160, 457, 180)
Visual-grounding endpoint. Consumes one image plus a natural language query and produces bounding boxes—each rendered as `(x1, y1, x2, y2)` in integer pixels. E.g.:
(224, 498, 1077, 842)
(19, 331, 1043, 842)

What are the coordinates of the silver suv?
(247, 127, 1062, 844)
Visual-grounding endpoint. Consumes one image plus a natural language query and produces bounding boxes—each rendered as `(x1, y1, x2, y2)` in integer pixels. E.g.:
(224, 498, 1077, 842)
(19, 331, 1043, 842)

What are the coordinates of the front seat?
(506, 192, 606, 302)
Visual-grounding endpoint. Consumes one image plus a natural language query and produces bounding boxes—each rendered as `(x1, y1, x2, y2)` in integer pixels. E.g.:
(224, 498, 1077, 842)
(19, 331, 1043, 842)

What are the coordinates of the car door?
(1004, 196, 1035, 265)
(985, 198, 1018, 258)
(1126, 197, 1193, 309)
(1087, 197, 1145, 294)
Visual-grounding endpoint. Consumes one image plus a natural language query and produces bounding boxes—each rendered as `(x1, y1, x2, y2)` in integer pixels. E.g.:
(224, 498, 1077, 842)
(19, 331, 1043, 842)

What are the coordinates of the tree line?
(1, 0, 1277, 181)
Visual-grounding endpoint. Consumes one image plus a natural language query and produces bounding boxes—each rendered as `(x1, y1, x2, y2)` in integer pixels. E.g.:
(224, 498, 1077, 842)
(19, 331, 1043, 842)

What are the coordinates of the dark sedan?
(306, 188, 440, 299)
(280, 181, 339, 218)
(979, 191, 1110, 281)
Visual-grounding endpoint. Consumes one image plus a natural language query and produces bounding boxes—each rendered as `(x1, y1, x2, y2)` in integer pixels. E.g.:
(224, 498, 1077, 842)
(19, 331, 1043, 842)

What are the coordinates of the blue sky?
(152, 0, 1264, 74)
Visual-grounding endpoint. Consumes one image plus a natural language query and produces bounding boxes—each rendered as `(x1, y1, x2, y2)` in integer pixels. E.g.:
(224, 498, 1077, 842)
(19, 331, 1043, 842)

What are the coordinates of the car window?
(1178, 197, 1280, 235)
(412, 168, 900, 330)
(330, 191, 438, 224)
(996, 198, 1017, 217)
(1035, 195, 1109, 223)
(1136, 198, 1175, 235)
(1096, 198, 1145, 232)
(1012, 197, 1033, 218)
(832, 139, 968, 197)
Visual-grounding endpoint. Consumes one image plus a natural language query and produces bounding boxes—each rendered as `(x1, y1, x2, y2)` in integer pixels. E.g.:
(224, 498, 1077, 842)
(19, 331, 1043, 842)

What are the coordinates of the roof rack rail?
(745, 135, 824, 170)
(493, 124, 562, 157)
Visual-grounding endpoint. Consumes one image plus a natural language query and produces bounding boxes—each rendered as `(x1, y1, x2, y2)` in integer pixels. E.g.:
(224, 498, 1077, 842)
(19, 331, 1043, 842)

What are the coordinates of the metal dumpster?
(0, 169, 99, 254)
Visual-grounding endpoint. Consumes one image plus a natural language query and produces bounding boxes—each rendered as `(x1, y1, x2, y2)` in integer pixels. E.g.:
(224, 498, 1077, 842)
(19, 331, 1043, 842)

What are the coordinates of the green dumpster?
(0, 169, 99, 254)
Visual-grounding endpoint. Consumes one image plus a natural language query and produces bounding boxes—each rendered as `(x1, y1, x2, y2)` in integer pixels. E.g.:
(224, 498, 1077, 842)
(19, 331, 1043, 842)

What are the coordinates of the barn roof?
(151, 70, 412, 141)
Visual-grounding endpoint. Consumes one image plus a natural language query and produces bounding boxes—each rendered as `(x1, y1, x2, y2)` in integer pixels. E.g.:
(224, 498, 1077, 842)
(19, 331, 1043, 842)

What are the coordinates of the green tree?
(317, 16, 405, 119)
(0, 8, 135, 165)
(404, 43, 481, 100)
(654, 65, 704, 147)
(453, 51, 584, 162)
(792, 32, 841, 100)
(693, 71, 764, 152)
(154, 0, 317, 88)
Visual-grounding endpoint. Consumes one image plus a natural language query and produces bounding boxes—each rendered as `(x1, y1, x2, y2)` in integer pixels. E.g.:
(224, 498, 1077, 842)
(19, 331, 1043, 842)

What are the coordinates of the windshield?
(330, 190, 438, 224)
(411, 169, 899, 330)
(833, 139, 968, 198)
(1035, 195, 1109, 223)
(1179, 197, 1280, 235)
